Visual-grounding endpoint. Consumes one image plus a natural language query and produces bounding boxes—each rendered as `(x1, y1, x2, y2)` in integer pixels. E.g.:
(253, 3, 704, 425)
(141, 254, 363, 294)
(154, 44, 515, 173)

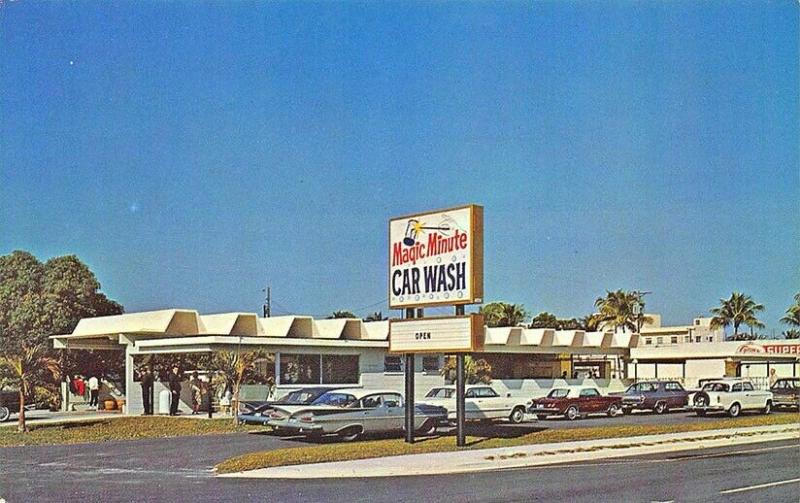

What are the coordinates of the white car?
(418, 384, 530, 424)
(689, 379, 773, 417)
(267, 388, 446, 441)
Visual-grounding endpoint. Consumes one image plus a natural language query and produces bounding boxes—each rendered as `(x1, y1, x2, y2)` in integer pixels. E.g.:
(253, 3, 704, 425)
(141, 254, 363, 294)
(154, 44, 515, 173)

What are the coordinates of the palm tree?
(580, 313, 606, 332)
(479, 302, 527, 328)
(211, 350, 272, 424)
(0, 344, 60, 432)
(594, 290, 639, 333)
(780, 292, 800, 327)
(710, 292, 765, 340)
(328, 310, 357, 319)
(529, 312, 558, 329)
(363, 312, 386, 322)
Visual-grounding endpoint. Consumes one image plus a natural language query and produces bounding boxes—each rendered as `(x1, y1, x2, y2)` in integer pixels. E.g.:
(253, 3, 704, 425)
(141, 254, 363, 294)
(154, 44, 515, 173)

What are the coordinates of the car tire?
(607, 403, 620, 417)
(337, 427, 362, 442)
(415, 419, 436, 436)
(762, 401, 772, 415)
(509, 406, 526, 424)
(565, 406, 579, 421)
(728, 402, 741, 418)
(0, 406, 9, 422)
(653, 401, 667, 415)
(536, 414, 548, 420)
(621, 408, 631, 415)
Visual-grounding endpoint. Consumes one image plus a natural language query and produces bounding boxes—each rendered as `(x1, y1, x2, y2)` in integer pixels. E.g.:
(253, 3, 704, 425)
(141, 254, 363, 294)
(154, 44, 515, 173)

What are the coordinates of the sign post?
(388, 204, 484, 446)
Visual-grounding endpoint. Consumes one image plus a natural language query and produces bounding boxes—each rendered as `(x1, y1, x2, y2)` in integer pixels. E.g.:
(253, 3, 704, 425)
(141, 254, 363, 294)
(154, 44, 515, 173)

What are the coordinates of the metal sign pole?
(404, 307, 415, 444)
(456, 352, 466, 447)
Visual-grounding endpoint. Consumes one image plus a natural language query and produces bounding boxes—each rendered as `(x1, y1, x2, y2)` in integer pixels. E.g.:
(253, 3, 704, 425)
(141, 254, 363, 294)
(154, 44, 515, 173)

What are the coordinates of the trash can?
(158, 389, 171, 415)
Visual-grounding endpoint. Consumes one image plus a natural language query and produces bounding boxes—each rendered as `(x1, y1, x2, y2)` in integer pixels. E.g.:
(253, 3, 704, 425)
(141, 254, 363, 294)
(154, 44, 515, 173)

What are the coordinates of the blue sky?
(1, 1, 797, 333)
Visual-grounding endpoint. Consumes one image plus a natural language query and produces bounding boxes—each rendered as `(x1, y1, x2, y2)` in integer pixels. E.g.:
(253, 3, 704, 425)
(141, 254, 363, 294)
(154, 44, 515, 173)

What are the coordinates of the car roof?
(551, 386, 599, 394)
(328, 389, 402, 399)
(429, 384, 495, 390)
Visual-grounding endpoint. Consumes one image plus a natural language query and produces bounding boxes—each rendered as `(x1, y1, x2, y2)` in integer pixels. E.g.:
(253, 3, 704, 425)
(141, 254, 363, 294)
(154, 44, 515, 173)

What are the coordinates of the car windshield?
(311, 392, 358, 407)
(280, 390, 323, 404)
(626, 382, 657, 393)
(701, 383, 730, 392)
(425, 388, 455, 398)
(547, 389, 570, 398)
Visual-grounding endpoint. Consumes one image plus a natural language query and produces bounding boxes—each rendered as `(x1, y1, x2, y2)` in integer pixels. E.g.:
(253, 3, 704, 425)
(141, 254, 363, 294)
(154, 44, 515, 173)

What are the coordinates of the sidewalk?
(0, 410, 232, 428)
(220, 423, 800, 479)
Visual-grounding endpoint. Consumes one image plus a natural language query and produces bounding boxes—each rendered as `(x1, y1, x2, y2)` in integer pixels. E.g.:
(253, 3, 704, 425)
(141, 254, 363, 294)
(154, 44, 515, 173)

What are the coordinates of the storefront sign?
(389, 204, 483, 309)
(389, 314, 485, 353)
(737, 342, 800, 355)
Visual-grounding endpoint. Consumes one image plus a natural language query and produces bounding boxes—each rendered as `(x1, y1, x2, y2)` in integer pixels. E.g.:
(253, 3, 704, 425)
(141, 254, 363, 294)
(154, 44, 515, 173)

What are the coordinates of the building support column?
(124, 343, 134, 416)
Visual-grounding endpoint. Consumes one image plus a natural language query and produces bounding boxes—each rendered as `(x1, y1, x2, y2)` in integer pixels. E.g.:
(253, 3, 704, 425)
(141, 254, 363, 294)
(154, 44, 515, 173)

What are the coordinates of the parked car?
(0, 389, 20, 422)
(238, 387, 337, 425)
(418, 385, 531, 424)
(616, 380, 689, 415)
(529, 387, 623, 420)
(689, 379, 773, 417)
(267, 389, 447, 441)
(770, 378, 799, 410)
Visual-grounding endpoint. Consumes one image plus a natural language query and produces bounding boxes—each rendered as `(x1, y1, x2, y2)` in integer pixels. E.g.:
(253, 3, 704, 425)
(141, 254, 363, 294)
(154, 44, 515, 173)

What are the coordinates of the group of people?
(138, 365, 221, 416)
(66, 374, 102, 409)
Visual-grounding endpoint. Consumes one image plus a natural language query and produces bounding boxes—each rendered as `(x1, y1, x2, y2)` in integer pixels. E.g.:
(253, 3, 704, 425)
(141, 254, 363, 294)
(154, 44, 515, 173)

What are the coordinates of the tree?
(594, 290, 640, 333)
(440, 355, 492, 384)
(363, 311, 387, 322)
(0, 344, 60, 432)
(782, 329, 800, 340)
(580, 313, 606, 332)
(479, 302, 527, 328)
(0, 251, 123, 421)
(328, 310, 357, 319)
(710, 292, 765, 340)
(780, 292, 800, 327)
(529, 312, 557, 329)
(211, 349, 273, 424)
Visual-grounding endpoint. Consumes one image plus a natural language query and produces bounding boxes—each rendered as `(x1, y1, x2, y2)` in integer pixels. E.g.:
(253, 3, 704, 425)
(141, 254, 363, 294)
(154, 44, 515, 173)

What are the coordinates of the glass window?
(547, 389, 570, 398)
(656, 337, 664, 345)
(425, 387, 454, 399)
(381, 393, 402, 408)
(474, 387, 499, 398)
(695, 336, 701, 342)
(322, 355, 359, 384)
(311, 392, 358, 407)
(645, 338, 652, 345)
(665, 382, 685, 391)
(742, 382, 754, 391)
(361, 394, 382, 408)
(579, 388, 600, 397)
(670, 337, 678, 344)
(280, 354, 320, 385)
(384, 356, 402, 373)
(422, 356, 440, 372)
(465, 389, 476, 398)
(731, 383, 742, 392)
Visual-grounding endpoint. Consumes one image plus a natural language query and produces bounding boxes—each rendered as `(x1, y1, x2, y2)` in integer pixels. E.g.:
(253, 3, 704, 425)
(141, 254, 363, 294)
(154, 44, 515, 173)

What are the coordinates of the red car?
(529, 386, 623, 420)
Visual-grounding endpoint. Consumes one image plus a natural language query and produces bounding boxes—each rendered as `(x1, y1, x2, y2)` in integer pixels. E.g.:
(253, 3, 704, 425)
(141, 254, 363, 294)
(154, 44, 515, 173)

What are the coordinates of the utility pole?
(262, 285, 271, 318)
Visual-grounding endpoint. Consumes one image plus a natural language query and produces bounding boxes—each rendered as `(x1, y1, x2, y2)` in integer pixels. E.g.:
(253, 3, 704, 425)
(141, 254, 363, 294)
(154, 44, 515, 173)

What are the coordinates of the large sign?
(389, 314, 485, 353)
(389, 204, 483, 309)
(737, 342, 800, 355)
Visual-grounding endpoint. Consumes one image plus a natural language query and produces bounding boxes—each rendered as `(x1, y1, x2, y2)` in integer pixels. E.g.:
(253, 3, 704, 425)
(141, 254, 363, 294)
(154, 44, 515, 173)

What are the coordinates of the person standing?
(87, 375, 100, 409)
(189, 371, 201, 415)
(168, 366, 182, 416)
(769, 368, 778, 387)
(140, 366, 155, 415)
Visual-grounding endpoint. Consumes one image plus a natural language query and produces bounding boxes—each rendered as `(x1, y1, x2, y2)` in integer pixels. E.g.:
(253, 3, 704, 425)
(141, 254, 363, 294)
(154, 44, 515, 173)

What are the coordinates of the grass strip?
(0, 416, 259, 448)
(215, 413, 799, 474)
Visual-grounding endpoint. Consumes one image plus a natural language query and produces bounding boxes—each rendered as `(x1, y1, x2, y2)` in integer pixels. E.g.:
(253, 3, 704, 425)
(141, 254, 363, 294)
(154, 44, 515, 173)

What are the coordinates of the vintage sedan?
(529, 387, 622, 420)
(617, 380, 689, 414)
(770, 378, 800, 410)
(0, 389, 20, 422)
(418, 385, 531, 424)
(238, 387, 337, 425)
(689, 379, 773, 417)
(267, 389, 447, 441)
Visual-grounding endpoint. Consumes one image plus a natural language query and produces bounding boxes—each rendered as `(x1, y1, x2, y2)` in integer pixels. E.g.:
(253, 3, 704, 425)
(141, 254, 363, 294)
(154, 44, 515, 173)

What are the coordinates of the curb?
(220, 424, 800, 479)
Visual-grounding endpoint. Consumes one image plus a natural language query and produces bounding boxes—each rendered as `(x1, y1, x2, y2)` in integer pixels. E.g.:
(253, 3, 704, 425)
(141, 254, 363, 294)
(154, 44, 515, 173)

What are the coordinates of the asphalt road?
(2, 411, 798, 502)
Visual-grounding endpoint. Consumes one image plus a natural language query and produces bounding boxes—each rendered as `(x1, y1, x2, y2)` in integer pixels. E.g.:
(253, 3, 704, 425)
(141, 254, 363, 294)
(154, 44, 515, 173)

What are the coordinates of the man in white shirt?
(88, 375, 100, 409)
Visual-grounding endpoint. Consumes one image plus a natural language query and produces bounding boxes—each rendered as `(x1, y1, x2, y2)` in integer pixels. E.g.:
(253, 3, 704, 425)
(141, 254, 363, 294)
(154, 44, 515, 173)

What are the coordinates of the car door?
(740, 382, 760, 408)
(358, 394, 386, 432)
(464, 388, 484, 419)
(476, 387, 505, 418)
(579, 388, 601, 412)
(381, 393, 405, 431)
